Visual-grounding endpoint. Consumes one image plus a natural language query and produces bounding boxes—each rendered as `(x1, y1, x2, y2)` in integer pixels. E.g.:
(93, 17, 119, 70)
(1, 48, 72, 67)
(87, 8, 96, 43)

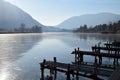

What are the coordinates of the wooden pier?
(108, 65, 120, 80)
(40, 57, 113, 80)
(72, 43, 120, 69)
(104, 41, 120, 48)
(40, 41, 120, 80)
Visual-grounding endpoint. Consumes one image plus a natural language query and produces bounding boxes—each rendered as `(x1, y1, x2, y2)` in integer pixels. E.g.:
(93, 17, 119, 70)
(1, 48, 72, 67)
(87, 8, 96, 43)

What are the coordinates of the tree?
(20, 23, 26, 32)
(31, 25, 42, 33)
(73, 20, 120, 33)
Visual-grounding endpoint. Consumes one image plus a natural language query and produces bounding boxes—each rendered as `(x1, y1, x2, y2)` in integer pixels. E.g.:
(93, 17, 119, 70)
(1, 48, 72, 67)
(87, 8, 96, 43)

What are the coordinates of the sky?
(4, 0, 120, 26)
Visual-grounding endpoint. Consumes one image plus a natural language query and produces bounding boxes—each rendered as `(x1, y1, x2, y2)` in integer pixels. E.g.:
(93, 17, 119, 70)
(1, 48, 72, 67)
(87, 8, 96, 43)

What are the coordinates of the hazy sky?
(5, 0, 120, 26)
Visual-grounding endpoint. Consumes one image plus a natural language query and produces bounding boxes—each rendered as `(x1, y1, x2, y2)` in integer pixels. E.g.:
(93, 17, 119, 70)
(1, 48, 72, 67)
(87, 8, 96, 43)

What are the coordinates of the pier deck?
(92, 46, 120, 51)
(40, 57, 113, 80)
(72, 50, 120, 58)
(43, 61, 113, 76)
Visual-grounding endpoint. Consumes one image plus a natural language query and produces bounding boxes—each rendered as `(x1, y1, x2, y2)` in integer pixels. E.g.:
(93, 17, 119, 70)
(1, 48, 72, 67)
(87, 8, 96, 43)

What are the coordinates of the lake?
(0, 32, 120, 80)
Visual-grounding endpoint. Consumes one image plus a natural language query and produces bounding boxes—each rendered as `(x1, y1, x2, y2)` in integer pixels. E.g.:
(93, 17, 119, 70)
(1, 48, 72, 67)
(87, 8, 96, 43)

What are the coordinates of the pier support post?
(116, 51, 119, 67)
(76, 71, 79, 80)
(80, 53, 83, 63)
(75, 48, 77, 63)
(77, 48, 83, 64)
(40, 63, 44, 80)
(113, 58, 116, 69)
(78, 48, 80, 62)
(99, 56, 102, 66)
(40, 59, 46, 80)
(54, 57, 56, 63)
(76, 64, 79, 80)
(117, 57, 118, 67)
(93, 57, 98, 79)
(78, 48, 83, 63)
(113, 58, 117, 69)
(54, 57, 57, 80)
(113, 51, 117, 69)
(66, 64, 70, 80)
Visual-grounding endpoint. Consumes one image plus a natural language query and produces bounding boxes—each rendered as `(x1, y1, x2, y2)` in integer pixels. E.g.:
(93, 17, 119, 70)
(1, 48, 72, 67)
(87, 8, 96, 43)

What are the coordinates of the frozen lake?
(0, 32, 120, 80)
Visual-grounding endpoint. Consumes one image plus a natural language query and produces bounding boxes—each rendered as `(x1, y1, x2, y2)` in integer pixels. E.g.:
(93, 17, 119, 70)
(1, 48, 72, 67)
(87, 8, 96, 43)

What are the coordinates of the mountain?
(0, 0, 61, 32)
(44, 26, 70, 32)
(56, 13, 120, 29)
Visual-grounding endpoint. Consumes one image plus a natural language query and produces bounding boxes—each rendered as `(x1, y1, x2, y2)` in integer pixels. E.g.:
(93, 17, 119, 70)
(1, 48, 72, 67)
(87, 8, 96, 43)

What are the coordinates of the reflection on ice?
(0, 33, 42, 80)
(0, 33, 120, 80)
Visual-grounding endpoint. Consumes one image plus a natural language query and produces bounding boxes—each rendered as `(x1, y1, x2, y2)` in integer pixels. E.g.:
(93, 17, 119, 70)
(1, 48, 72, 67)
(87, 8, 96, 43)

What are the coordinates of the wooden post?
(113, 58, 116, 69)
(116, 51, 119, 66)
(113, 51, 117, 69)
(94, 45, 97, 52)
(54, 57, 57, 80)
(72, 70, 74, 79)
(80, 53, 83, 63)
(75, 48, 77, 63)
(92, 45, 97, 53)
(40, 63, 44, 80)
(76, 65, 79, 80)
(66, 64, 70, 80)
(78, 48, 80, 63)
(40, 59, 46, 80)
(54, 57, 56, 63)
(99, 56, 102, 66)
(93, 57, 98, 79)
(75, 48, 80, 80)
(98, 42, 101, 47)
(77, 47, 83, 63)
(50, 68, 52, 77)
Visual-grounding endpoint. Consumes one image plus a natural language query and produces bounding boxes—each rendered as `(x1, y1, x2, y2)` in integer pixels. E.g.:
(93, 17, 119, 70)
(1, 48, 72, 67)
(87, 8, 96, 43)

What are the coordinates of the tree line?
(14, 23, 42, 33)
(0, 23, 42, 33)
(73, 20, 120, 33)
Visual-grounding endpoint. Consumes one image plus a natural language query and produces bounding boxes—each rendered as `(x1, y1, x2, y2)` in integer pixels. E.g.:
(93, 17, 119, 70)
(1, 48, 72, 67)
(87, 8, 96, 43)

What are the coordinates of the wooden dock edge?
(108, 65, 120, 80)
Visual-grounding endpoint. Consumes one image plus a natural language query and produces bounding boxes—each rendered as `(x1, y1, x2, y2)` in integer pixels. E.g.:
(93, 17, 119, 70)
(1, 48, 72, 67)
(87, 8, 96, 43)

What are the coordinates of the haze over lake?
(0, 32, 120, 80)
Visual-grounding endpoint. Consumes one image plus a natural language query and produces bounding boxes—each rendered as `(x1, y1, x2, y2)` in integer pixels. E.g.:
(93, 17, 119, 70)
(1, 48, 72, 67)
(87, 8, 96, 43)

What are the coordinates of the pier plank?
(42, 61, 113, 77)
(72, 50, 120, 58)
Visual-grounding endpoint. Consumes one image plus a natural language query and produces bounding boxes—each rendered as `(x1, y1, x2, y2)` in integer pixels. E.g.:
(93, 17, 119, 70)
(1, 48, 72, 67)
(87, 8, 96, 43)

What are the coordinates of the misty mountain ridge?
(1, 0, 120, 32)
(57, 13, 120, 29)
(0, 0, 62, 32)
(0, 1, 43, 28)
